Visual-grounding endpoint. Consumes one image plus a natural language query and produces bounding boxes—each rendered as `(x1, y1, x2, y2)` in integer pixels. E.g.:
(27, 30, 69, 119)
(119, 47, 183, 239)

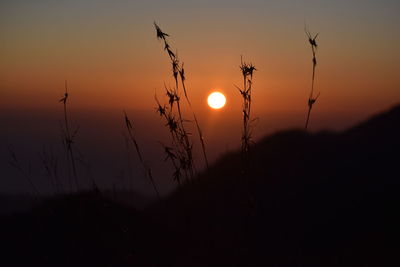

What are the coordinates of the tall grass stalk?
(123, 133, 135, 192)
(8, 147, 39, 196)
(236, 56, 257, 171)
(40, 146, 61, 194)
(59, 80, 79, 192)
(154, 93, 185, 184)
(154, 23, 209, 180)
(159, 141, 182, 186)
(304, 27, 320, 130)
(155, 88, 194, 183)
(124, 112, 161, 200)
(154, 23, 195, 181)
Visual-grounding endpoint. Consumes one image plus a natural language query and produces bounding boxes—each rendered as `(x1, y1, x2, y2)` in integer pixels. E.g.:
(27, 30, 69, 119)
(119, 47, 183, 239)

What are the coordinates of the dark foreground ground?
(2, 105, 399, 266)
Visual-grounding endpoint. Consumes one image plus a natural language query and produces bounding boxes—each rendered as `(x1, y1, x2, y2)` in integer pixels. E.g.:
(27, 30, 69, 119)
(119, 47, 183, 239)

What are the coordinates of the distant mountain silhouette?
(153, 104, 399, 266)
(2, 105, 399, 266)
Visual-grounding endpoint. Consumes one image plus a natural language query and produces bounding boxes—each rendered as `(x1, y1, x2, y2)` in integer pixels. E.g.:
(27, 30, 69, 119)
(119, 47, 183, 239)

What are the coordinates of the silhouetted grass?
(235, 56, 257, 172)
(40, 146, 61, 194)
(123, 111, 161, 200)
(155, 86, 194, 183)
(59, 80, 79, 192)
(8, 147, 39, 196)
(304, 27, 320, 130)
(154, 92, 188, 185)
(154, 22, 208, 184)
(159, 141, 182, 186)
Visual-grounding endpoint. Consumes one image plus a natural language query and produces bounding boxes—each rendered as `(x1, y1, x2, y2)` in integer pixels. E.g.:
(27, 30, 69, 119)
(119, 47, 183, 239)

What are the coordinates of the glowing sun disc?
(207, 92, 226, 109)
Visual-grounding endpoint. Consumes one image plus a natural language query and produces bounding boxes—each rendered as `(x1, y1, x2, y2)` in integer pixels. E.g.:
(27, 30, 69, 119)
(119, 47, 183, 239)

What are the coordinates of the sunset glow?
(207, 92, 226, 109)
(1, 0, 400, 193)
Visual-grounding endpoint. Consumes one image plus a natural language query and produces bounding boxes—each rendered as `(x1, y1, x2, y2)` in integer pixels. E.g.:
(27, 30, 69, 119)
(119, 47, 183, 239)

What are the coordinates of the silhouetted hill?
(2, 105, 399, 266)
(1, 191, 177, 267)
(0, 189, 154, 215)
(152, 104, 399, 266)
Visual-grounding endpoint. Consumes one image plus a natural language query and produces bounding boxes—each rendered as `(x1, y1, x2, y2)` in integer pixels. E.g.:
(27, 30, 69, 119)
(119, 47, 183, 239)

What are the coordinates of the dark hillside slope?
(154, 104, 400, 266)
(2, 105, 399, 267)
(1, 192, 177, 267)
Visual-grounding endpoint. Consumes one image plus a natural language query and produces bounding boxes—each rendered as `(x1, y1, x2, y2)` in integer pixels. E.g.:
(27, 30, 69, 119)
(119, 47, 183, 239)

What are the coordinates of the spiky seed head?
(156, 104, 167, 116)
(154, 22, 169, 40)
(166, 115, 178, 132)
(166, 89, 178, 107)
(167, 48, 175, 59)
(171, 57, 179, 78)
(308, 98, 317, 108)
(240, 61, 257, 78)
(59, 92, 68, 104)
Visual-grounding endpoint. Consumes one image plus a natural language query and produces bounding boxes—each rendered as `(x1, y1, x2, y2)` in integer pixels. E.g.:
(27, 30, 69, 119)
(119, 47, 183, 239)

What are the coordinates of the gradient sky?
(2, 0, 399, 114)
(1, 0, 400, 194)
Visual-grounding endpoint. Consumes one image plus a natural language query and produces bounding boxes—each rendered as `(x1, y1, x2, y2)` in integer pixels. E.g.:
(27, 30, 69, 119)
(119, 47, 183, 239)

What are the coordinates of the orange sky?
(1, 0, 400, 195)
(1, 0, 400, 133)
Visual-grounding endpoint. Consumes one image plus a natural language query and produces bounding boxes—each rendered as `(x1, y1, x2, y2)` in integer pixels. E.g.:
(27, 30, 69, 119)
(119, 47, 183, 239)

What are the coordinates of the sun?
(207, 92, 226, 109)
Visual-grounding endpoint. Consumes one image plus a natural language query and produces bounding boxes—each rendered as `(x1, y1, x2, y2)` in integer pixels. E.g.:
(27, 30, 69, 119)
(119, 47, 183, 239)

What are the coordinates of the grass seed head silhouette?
(236, 57, 257, 173)
(156, 104, 167, 117)
(179, 63, 185, 83)
(159, 141, 182, 185)
(59, 80, 79, 192)
(240, 61, 257, 79)
(154, 22, 169, 41)
(59, 80, 69, 104)
(166, 114, 179, 133)
(304, 26, 321, 130)
(59, 92, 68, 104)
(166, 86, 179, 108)
(153, 22, 209, 180)
(306, 30, 319, 49)
(168, 49, 177, 60)
(162, 144, 177, 161)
